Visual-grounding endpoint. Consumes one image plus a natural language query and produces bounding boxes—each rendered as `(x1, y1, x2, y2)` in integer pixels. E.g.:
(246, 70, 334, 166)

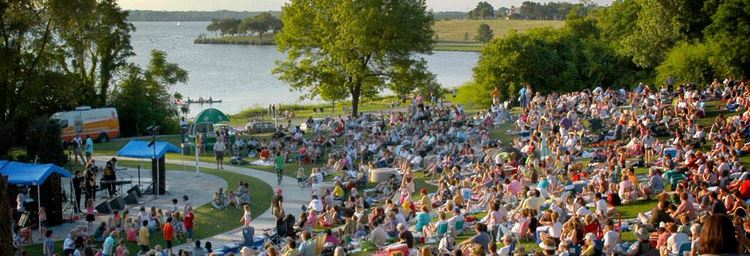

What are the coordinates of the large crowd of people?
(20, 77, 750, 256)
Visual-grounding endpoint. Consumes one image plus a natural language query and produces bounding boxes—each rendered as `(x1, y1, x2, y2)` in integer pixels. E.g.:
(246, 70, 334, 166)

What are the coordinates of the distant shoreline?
(194, 35, 484, 52)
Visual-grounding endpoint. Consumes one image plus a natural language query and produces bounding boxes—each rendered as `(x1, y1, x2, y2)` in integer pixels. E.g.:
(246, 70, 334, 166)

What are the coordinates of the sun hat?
(634, 227, 650, 241)
(584, 232, 597, 242)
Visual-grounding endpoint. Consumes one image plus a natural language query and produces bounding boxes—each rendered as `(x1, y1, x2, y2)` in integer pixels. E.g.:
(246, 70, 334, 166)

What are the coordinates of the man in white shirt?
(497, 234, 513, 256)
(595, 192, 608, 217)
(213, 139, 226, 169)
(447, 208, 465, 233)
(308, 195, 324, 212)
(666, 225, 690, 255)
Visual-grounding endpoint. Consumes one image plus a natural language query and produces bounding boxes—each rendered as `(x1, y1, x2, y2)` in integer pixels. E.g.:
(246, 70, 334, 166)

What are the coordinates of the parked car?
(245, 120, 275, 134)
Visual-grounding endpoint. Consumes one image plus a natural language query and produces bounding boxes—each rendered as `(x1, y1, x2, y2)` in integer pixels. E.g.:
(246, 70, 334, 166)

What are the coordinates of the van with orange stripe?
(51, 106, 120, 143)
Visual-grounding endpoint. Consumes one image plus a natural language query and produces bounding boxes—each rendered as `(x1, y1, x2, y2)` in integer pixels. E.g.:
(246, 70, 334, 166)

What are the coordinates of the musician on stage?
(104, 157, 119, 198)
(84, 160, 98, 200)
(72, 171, 84, 214)
(106, 157, 118, 171)
(102, 166, 117, 198)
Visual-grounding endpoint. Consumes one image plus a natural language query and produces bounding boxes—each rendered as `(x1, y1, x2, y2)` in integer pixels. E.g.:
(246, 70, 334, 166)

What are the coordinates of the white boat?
(176, 22, 181, 26)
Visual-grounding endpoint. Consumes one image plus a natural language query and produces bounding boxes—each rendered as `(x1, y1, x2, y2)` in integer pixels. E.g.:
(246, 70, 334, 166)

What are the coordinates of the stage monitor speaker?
(123, 192, 139, 205)
(95, 201, 111, 214)
(109, 197, 125, 211)
(127, 186, 142, 197)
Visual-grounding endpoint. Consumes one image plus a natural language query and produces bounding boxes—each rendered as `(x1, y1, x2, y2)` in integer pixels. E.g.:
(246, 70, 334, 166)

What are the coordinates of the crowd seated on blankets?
(59, 79, 750, 256)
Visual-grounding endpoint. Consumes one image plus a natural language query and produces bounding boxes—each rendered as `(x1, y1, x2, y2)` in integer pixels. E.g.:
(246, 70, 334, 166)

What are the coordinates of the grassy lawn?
(433, 41, 484, 52)
(23, 160, 273, 255)
(433, 19, 564, 42)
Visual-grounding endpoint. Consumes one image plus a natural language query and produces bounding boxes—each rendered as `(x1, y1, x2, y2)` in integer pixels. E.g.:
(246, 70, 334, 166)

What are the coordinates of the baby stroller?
(276, 214, 296, 240)
(240, 227, 267, 250)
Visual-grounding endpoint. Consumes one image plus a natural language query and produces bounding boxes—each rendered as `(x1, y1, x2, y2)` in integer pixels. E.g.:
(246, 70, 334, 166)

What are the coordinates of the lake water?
(130, 22, 479, 115)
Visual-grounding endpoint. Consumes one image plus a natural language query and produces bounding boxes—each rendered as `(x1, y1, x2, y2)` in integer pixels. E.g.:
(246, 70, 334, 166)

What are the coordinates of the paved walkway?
(37, 166, 226, 242)
(108, 156, 312, 252)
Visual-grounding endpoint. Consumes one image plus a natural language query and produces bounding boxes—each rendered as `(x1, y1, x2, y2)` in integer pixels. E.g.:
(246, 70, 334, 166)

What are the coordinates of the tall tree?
(111, 50, 188, 136)
(469, 1, 495, 19)
(240, 12, 281, 42)
(207, 18, 221, 36)
(705, 0, 750, 77)
(274, 0, 435, 116)
(475, 23, 494, 43)
(48, 0, 134, 106)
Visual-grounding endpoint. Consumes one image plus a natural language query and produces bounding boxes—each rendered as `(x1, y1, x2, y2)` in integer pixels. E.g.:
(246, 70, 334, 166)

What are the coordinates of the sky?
(118, 0, 613, 12)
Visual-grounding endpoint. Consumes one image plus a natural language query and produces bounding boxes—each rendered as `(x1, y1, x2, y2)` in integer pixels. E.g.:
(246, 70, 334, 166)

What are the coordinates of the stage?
(30, 167, 226, 243)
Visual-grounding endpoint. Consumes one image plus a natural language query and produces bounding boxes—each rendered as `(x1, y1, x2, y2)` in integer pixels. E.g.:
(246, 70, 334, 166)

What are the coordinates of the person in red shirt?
(162, 217, 174, 255)
(184, 207, 195, 243)
(739, 175, 750, 200)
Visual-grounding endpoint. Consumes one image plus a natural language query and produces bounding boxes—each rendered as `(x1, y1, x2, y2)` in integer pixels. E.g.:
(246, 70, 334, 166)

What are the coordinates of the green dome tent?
(188, 108, 235, 152)
(193, 108, 230, 124)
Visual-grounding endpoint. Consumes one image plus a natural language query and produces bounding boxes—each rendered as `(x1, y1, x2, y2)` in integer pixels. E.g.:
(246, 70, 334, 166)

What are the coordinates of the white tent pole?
(194, 143, 200, 177)
(36, 183, 41, 239)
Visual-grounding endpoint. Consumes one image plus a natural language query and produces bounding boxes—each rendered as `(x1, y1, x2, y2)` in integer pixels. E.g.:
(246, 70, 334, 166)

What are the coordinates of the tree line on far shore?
(205, 12, 282, 41)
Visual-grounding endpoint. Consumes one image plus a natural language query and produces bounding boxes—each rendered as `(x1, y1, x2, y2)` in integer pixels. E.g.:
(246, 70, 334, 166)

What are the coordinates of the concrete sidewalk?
(109, 156, 312, 252)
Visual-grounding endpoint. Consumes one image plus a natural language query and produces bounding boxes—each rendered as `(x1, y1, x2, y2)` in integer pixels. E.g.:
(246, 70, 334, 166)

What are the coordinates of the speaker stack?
(123, 192, 139, 205)
(123, 185, 143, 205)
(95, 201, 111, 214)
(109, 197, 126, 211)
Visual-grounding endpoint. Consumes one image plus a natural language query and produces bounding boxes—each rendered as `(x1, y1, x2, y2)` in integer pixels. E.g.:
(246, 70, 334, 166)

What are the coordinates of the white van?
(51, 106, 120, 143)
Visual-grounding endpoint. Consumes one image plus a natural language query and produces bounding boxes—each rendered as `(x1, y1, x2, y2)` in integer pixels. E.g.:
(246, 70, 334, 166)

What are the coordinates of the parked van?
(51, 106, 120, 143)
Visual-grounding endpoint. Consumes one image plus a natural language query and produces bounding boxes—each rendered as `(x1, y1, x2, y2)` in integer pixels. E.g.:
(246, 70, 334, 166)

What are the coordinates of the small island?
(193, 12, 281, 45)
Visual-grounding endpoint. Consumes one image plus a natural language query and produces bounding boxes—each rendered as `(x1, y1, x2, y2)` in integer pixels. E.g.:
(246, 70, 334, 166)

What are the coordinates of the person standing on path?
(274, 151, 284, 185)
(138, 220, 150, 253)
(162, 217, 174, 256)
(43, 230, 54, 256)
(102, 231, 116, 256)
(214, 136, 226, 169)
(85, 135, 94, 163)
(73, 134, 84, 164)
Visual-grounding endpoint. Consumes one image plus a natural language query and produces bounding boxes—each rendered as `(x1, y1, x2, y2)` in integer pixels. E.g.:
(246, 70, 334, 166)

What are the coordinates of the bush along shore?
(194, 34, 276, 45)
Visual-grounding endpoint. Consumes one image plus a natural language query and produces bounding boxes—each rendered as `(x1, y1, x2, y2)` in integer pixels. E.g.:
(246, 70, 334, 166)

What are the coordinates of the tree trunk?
(0, 176, 12, 254)
(258, 32, 263, 45)
(350, 81, 361, 117)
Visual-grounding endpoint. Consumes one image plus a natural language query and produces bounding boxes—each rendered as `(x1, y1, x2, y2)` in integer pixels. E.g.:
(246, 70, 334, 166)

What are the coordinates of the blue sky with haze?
(118, 0, 613, 12)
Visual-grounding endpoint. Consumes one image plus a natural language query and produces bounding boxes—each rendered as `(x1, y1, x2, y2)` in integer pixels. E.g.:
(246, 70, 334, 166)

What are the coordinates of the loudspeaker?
(109, 197, 125, 211)
(127, 186, 142, 197)
(123, 192, 139, 205)
(95, 201, 111, 214)
(151, 157, 166, 195)
(40, 174, 64, 226)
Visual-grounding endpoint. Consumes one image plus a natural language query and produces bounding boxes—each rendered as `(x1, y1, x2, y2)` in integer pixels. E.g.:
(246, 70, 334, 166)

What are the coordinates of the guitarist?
(84, 160, 99, 201)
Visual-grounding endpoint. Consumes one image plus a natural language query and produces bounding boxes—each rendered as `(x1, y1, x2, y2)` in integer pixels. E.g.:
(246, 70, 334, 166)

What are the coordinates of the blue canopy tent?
(0, 161, 71, 236)
(116, 140, 181, 196)
(0, 162, 71, 185)
(116, 140, 182, 159)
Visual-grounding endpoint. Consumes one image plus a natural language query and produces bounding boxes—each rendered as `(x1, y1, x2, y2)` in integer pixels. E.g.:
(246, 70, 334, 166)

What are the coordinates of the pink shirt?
(508, 180, 522, 195)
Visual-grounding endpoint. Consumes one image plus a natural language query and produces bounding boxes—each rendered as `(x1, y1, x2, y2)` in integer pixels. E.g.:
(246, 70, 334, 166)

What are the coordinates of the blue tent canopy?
(0, 162, 71, 185)
(116, 140, 182, 159)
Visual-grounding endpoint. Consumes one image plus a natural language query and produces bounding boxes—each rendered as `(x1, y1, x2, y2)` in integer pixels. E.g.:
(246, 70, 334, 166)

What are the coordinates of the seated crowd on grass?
(253, 78, 750, 256)
(25, 77, 750, 256)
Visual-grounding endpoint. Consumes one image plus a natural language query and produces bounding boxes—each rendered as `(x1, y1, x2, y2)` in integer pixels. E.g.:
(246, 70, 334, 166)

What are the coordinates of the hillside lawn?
(194, 19, 564, 52)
